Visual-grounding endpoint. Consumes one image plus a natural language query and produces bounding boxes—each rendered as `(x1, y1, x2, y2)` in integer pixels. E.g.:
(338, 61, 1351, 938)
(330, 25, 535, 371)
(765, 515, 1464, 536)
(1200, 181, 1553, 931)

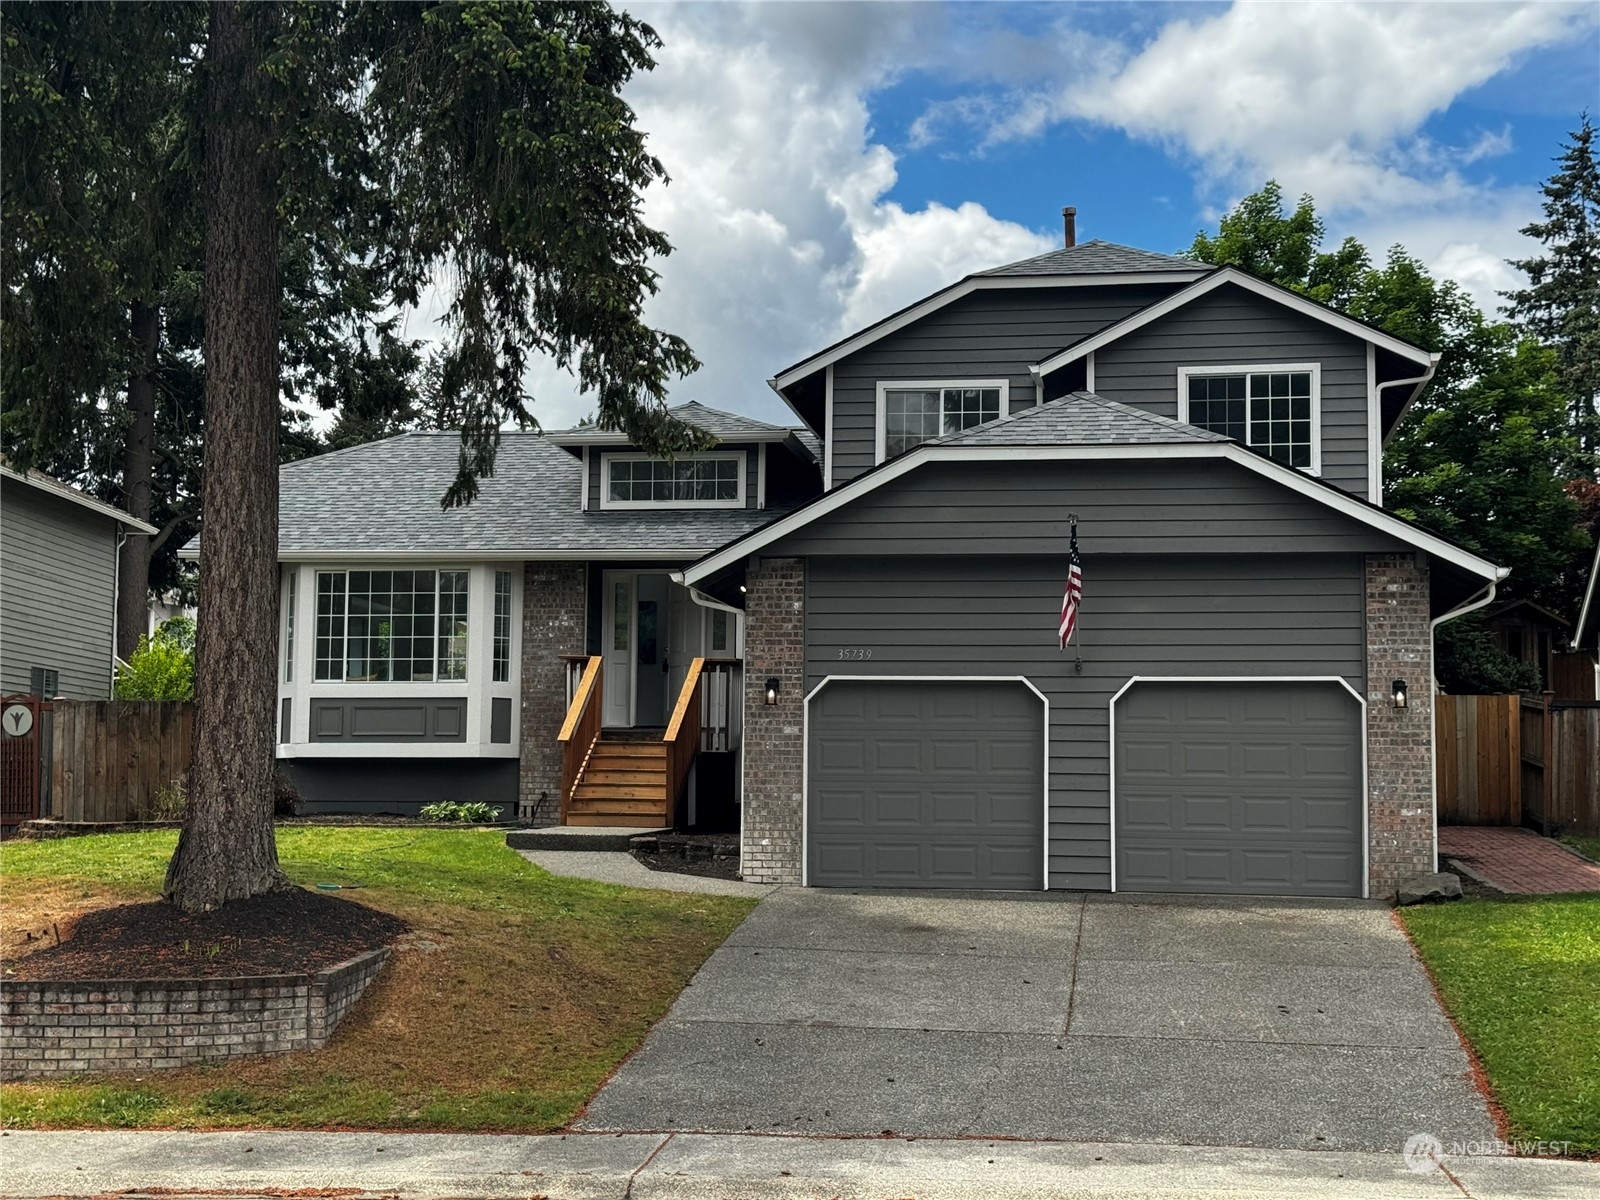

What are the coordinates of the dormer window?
(600, 451, 746, 509)
(876, 379, 1009, 461)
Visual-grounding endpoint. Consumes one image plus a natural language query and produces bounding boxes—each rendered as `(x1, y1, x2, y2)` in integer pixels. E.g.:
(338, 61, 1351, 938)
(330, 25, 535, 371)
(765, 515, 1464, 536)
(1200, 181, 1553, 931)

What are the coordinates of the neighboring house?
(205, 237, 1508, 900)
(0, 465, 158, 699)
(148, 591, 197, 638)
(1480, 598, 1570, 692)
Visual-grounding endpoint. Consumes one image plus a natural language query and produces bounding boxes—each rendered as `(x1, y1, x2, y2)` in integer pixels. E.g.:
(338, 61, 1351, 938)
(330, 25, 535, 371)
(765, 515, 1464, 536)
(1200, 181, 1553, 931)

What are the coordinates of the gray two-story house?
(235, 238, 1504, 901)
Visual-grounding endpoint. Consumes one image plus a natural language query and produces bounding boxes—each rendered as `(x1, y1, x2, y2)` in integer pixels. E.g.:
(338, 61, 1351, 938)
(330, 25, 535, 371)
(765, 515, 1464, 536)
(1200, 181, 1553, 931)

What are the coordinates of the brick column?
(1365, 553, 1435, 899)
(519, 562, 587, 825)
(741, 557, 805, 884)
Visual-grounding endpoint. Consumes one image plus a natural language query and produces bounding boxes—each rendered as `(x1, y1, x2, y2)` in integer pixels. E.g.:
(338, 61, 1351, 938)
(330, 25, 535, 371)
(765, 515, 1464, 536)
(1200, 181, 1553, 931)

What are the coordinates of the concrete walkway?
(579, 889, 1496, 1152)
(1440, 826, 1600, 894)
(515, 847, 773, 897)
(4, 1130, 1598, 1199)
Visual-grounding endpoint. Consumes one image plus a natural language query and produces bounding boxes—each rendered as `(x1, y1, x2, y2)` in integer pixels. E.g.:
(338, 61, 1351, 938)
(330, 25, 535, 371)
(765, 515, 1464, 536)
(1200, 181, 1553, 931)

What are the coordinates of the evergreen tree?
(1503, 115, 1600, 469)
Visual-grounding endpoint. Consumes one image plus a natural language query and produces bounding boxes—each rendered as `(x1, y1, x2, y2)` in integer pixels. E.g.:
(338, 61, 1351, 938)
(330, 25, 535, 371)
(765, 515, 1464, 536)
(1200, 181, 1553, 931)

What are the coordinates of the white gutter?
(1427, 574, 1504, 872)
(1378, 358, 1441, 449)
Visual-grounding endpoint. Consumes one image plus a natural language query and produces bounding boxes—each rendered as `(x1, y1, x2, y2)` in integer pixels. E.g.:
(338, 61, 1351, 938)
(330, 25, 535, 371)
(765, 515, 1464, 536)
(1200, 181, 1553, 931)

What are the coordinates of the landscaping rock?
(1396, 872, 1463, 905)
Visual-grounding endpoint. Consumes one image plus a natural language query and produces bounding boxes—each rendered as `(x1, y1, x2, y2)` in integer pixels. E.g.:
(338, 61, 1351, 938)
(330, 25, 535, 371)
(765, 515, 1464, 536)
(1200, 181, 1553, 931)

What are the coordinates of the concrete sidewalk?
(2, 1130, 1597, 1199)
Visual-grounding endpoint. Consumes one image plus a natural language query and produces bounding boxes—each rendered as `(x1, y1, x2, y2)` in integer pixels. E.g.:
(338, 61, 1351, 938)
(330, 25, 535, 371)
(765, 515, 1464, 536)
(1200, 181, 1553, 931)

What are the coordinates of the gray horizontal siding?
(830, 284, 1182, 485)
(1090, 283, 1373, 498)
(588, 443, 763, 510)
(804, 554, 1366, 890)
(0, 481, 117, 699)
(770, 459, 1407, 558)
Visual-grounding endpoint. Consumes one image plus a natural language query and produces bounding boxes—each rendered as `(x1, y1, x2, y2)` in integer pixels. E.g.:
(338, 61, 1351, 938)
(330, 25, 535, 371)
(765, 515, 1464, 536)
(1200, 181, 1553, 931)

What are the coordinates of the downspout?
(1377, 353, 1442, 451)
(1426, 569, 1509, 870)
(111, 528, 127, 696)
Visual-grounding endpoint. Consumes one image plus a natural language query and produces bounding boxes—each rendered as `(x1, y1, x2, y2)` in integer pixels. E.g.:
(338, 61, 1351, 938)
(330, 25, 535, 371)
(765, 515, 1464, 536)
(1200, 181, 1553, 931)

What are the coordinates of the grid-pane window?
(884, 386, 1002, 458)
(1188, 371, 1313, 469)
(284, 572, 297, 683)
(313, 569, 469, 682)
(607, 456, 740, 504)
(493, 571, 512, 683)
(711, 609, 730, 654)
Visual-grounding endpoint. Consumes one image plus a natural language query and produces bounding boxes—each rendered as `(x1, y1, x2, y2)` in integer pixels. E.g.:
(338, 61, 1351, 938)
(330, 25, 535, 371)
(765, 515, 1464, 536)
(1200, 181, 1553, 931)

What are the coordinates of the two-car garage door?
(806, 677, 1363, 897)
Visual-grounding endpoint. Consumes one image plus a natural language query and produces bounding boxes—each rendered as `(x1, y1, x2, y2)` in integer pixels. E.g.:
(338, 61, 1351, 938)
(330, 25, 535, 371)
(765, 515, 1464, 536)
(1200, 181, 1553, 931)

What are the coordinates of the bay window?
(314, 568, 470, 682)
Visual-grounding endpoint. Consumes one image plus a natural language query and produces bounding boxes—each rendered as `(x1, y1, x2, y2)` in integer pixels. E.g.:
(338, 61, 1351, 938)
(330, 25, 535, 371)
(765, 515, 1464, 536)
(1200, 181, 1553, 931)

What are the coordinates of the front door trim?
(802, 674, 1050, 889)
(1107, 675, 1369, 899)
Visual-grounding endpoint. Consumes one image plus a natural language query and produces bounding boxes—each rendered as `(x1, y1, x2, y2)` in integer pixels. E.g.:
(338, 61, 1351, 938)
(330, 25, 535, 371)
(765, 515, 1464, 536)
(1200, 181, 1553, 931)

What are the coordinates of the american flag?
(1059, 526, 1083, 650)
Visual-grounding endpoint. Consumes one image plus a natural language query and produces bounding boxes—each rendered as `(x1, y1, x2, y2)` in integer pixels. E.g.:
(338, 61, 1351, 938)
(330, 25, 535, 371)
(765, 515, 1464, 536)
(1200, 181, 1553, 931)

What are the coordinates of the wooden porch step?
(590, 741, 667, 758)
(581, 768, 667, 786)
(565, 810, 670, 827)
(574, 782, 668, 802)
(569, 796, 670, 814)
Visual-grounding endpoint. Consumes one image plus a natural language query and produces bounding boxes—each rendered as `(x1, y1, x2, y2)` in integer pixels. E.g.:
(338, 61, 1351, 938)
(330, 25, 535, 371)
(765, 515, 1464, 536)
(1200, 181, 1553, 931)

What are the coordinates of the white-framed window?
(283, 571, 297, 683)
(314, 568, 470, 682)
(599, 451, 746, 509)
(492, 570, 513, 683)
(1177, 364, 1322, 473)
(875, 379, 1009, 461)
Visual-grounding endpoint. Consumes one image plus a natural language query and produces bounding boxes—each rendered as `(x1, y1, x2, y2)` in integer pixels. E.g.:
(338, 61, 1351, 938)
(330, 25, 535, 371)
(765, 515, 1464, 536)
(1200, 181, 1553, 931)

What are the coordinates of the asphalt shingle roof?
(980, 240, 1201, 277)
(242, 432, 796, 557)
(935, 391, 1230, 447)
(547, 401, 801, 443)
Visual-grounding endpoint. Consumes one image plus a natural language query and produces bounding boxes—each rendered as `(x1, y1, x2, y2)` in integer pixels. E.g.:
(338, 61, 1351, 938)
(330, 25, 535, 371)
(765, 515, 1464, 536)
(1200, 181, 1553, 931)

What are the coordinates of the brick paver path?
(1438, 826, 1600, 894)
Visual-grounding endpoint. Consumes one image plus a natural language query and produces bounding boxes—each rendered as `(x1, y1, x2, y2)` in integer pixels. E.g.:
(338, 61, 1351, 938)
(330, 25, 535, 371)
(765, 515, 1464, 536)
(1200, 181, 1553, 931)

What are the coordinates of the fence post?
(1542, 690, 1556, 833)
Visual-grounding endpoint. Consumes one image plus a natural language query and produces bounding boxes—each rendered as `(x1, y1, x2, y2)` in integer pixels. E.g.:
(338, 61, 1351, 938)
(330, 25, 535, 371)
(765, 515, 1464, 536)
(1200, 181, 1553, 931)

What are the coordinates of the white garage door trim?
(1108, 676, 1369, 899)
(803, 675, 1051, 889)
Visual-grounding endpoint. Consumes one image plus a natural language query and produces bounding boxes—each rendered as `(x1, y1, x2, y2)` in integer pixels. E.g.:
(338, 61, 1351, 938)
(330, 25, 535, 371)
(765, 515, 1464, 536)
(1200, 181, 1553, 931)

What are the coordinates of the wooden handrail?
(663, 658, 706, 819)
(557, 656, 603, 823)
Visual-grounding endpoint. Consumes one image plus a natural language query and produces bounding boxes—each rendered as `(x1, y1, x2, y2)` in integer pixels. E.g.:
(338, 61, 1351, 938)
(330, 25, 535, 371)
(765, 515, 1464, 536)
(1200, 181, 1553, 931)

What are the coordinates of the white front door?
(601, 572, 634, 727)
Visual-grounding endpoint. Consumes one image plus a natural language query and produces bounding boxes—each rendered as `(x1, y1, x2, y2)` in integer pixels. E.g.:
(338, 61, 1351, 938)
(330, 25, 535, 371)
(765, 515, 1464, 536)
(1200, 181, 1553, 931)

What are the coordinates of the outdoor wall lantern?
(1392, 678, 1408, 710)
(765, 677, 781, 705)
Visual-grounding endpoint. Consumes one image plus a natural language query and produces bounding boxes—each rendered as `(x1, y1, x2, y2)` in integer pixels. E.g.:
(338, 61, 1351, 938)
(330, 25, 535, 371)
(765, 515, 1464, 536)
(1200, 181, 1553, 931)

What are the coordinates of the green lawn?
(0, 828, 756, 1131)
(1560, 836, 1600, 863)
(1401, 894, 1600, 1154)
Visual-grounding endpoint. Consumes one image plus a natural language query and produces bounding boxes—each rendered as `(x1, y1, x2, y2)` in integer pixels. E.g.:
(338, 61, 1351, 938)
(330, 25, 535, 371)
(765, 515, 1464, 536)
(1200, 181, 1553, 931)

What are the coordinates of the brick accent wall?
(741, 557, 806, 884)
(1, 948, 388, 1080)
(1365, 552, 1436, 899)
(519, 562, 587, 825)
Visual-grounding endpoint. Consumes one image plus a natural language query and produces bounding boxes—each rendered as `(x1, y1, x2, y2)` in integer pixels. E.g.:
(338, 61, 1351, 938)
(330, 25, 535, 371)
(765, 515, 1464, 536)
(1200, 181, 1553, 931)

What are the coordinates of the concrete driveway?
(576, 889, 1498, 1152)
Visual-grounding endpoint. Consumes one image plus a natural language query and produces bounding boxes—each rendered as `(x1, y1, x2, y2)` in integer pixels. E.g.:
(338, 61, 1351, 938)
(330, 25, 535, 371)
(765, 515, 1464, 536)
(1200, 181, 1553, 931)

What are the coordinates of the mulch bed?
(631, 832, 743, 883)
(6, 887, 408, 981)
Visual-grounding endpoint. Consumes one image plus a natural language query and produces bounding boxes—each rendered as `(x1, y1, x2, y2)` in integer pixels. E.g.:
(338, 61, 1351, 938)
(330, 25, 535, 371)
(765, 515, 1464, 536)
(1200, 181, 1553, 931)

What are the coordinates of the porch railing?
(699, 657, 740, 753)
(560, 654, 591, 709)
(663, 658, 705, 816)
(556, 655, 603, 824)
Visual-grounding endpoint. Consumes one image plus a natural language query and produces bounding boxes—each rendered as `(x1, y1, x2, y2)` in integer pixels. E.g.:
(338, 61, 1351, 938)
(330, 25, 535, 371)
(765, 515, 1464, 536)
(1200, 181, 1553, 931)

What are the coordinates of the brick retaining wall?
(0, 947, 389, 1079)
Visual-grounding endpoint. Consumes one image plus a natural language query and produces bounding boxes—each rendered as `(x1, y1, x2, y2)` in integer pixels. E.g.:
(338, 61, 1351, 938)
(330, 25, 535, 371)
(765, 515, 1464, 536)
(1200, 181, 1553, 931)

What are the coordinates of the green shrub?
(417, 801, 503, 823)
(114, 620, 195, 700)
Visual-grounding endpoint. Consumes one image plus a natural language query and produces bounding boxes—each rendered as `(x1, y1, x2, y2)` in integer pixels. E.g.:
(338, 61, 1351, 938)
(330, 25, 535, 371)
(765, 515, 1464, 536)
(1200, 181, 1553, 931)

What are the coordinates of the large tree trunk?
(116, 299, 160, 662)
(165, 0, 288, 912)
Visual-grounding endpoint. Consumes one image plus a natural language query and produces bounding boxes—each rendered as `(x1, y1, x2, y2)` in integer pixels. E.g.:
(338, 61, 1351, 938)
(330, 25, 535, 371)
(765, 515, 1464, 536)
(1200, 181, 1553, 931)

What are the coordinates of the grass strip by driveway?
(1400, 894, 1600, 1155)
(0, 828, 756, 1131)
(1560, 836, 1600, 863)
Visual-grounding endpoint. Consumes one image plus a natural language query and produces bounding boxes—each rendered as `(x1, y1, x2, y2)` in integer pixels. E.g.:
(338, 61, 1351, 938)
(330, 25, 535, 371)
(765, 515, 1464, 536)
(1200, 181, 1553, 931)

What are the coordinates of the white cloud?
(510, 1, 1054, 429)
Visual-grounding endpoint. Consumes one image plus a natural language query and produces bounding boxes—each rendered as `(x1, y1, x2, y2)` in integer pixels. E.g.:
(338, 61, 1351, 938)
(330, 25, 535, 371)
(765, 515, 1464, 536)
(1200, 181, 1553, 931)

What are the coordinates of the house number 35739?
(837, 648, 873, 660)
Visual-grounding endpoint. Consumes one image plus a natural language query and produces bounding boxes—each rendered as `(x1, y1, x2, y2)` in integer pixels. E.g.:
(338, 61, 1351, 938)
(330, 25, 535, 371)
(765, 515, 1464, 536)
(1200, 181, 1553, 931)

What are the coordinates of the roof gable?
(1035, 268, 1436, 375)
(0, 465, 157, 534)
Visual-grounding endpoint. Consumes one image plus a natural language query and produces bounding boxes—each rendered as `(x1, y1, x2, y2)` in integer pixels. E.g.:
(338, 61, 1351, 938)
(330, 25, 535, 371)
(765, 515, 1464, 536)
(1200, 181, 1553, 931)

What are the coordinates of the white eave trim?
(1574, 541, 1600, 651)
(771, 271, 1206, 392)
(676, 441, 1506, 587)
(1, 465, 159, 534)
(1034, 269, 1439, 378)
(181, 547, 725, 564)
(545, 429, 795, 447)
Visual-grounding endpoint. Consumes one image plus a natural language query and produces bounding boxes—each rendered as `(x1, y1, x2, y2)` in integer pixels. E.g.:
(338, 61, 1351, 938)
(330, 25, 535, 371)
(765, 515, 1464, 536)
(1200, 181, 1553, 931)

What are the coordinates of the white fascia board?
(185, 547, 719, 563)
(545, 429, 794, 447)
(1035, 269, 1438, 377)
(677, 441, 1504, 586)
(770, 271, 1206, 392)
(1574, 542, 1600, 651)
(1, 465, 159, 534)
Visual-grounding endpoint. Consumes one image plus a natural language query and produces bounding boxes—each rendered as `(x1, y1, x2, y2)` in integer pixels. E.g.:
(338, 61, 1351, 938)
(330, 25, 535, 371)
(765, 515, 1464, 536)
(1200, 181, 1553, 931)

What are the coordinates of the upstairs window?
(1182, 367, 1318, 471)
(879, 381, 1006, 460)
(601, 452, 745, 509)
(314, 569, 470, 682)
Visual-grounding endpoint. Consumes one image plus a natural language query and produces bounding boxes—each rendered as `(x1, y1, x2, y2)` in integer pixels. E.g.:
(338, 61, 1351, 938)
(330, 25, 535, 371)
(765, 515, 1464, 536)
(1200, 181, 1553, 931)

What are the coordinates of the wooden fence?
(1436, 693, 1600, 836)
(1550, 651, 1597, 702)
(1435, 694, 1521, 824)
(48, 701, 194, 822)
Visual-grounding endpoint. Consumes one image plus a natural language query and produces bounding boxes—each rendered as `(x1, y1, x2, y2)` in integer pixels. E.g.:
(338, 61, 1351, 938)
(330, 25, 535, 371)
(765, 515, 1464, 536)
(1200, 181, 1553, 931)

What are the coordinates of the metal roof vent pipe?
(1063, 206, 1077, 248)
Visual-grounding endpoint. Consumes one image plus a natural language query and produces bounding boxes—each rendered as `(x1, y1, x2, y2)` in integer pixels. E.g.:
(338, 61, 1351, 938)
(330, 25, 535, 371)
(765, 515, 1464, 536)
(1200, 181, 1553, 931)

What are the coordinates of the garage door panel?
(810, 681, 1044, 889)
(1115, 682, 1362, 898)
(820, 739, 866, 772)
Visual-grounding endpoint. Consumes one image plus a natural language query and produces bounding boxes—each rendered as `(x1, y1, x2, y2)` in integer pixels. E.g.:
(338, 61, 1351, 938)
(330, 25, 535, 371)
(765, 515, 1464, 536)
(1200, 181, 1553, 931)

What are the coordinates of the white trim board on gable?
(1034, 269, 1439, 378)
(674, 440, 1506, 588)
(769, 270, 1207, 394)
